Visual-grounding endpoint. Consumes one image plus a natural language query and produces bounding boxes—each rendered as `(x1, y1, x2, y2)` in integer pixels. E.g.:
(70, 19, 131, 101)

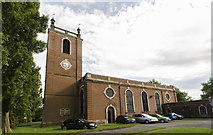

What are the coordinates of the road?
(80, 119, 212, 134)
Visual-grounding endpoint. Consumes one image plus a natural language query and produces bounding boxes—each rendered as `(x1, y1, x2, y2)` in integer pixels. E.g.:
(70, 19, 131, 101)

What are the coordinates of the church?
(42, 18, 177, 126)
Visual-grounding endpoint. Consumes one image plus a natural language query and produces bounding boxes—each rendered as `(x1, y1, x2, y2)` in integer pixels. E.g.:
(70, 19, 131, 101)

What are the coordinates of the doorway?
(107, 107, 115, 123)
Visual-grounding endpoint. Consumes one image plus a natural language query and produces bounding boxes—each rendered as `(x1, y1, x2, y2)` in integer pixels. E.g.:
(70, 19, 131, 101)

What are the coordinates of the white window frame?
(61, 37, 71, 55)
(104, 85, 116, 100)
(198, 105, 208, 115)
(154, 91, 162, 112)
(125, 89, 135, 113)
(141, 89, 150, 112)
(165, 91, 171, 101)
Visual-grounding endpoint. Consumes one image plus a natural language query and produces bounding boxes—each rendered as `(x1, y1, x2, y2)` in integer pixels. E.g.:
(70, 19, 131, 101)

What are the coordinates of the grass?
(182, 118, 211, 120)
(8, 123, 140, 134)
(124, 127, 166, 135)
(17, 121, 41, 127)
(149, 127, 213, 134)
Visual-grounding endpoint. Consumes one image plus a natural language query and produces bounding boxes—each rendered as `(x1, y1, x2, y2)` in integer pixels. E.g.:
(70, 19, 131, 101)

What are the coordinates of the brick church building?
(42, 19, 177, 126)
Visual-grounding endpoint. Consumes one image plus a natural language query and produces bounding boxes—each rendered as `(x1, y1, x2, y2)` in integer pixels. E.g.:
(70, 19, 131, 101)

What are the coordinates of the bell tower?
(43, 18, 83, 125)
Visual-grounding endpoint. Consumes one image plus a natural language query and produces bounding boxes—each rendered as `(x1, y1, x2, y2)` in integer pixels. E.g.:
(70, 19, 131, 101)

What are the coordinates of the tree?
(200, 78, 213, 99)
(174, 87, 192, 102)
(2, 2, 48, 133)
(148, 79, 192, 102)
(148, 79, 162, 85)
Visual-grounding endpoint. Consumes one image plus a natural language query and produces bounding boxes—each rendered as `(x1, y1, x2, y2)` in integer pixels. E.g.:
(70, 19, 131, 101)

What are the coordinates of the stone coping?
(84, 73, 175, 91)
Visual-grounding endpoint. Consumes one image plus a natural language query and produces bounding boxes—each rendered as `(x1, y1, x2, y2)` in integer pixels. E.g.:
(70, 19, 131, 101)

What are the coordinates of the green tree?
(200, 78, 213, 99)
(148, 79, 192, 102)
(171, 86, 192, 102)
(148, 78, 162, 85)
(2, 2, 48, 133)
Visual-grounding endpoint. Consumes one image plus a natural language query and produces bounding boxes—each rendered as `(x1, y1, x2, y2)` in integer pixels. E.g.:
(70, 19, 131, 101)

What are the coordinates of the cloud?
(35, 0, 211, 99)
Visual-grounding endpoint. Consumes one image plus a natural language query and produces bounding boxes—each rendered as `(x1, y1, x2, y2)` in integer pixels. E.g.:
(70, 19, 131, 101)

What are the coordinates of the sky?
(34, 0, 212, 99)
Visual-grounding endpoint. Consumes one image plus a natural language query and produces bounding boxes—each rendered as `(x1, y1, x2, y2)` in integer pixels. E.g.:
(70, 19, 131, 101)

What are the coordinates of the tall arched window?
(154, 92, 161, 112)
(142, 91, 149, 112)
(80, 89, 84, 115)
(199, 105, 207, 115)
(63, 39, 70, 54)
(126, 90, 134, 113)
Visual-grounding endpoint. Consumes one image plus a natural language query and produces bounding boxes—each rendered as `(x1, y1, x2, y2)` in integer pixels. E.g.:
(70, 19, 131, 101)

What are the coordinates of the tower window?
(63, 39, 71, 54)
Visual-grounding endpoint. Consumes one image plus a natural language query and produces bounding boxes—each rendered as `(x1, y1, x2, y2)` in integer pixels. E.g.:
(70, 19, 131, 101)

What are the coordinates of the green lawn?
(149, 127, 213, 134)
(9, 123, 140, 134)
(182, 118, 211, 120)
(17, 121, 41, 127)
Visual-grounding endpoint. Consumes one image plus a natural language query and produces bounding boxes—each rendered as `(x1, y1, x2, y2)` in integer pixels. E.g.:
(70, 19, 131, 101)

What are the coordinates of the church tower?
(43, 18, 83, 125)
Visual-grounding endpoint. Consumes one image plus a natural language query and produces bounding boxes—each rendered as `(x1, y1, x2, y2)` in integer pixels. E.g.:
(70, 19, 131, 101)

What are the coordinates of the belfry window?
(63, 39, 70, 54)
(154, 92, 161, 112)
(199, 105, 207, 115)
(126, 90, 134, 113)
(142, 91, 149, 112)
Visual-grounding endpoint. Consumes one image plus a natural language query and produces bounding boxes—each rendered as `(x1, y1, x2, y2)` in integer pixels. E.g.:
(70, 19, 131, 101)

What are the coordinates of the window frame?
(165, 92, 171, 101)
(125, 89, 135, 113)
(61, 37, 71, 55)
(154, 91, 162, 112)
(141, 90, 150, 112)
(199, 105, 208, 115)
(104, 85, 116, 100)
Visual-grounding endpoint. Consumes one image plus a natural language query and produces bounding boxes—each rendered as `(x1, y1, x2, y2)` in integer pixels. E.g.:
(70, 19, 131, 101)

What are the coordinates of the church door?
(108, 107, 115, 123)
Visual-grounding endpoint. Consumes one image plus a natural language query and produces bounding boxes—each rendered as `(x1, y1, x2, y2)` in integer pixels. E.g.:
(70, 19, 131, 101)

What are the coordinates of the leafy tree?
(148, 79, 162, 85)
(201, 78, 213, 99)
(2, 2, 48, 133)
(173, 87, 192, 102)
(148, 79, 192, 102)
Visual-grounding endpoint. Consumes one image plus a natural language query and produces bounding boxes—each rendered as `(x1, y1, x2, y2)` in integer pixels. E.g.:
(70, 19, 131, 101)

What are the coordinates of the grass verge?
(9, 123, 139, 134)
(181, 118, 211, 120)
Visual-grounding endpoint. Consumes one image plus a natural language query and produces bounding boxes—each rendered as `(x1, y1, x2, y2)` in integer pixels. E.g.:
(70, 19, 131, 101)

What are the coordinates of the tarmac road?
(81, 119, 212, 134)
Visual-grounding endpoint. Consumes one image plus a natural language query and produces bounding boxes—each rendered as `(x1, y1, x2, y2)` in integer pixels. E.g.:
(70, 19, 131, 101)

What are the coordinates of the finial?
(77, 24, 81, 38)
(50, 14, 55, 29)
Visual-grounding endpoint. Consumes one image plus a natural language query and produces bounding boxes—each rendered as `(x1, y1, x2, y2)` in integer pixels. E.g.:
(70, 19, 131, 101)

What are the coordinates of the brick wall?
(84, 73, 177, 123)
(43, 28, 82, 126)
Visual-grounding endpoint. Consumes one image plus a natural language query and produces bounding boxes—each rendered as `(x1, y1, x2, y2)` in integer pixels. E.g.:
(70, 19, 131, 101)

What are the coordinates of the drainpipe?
(119, 85, 122, 115)
(161, 90, 164, 104)
(173, 90, 177, 102)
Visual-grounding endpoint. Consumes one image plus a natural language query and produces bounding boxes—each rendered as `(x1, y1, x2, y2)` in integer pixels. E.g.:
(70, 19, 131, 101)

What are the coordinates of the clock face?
(60, 59, 72, 70)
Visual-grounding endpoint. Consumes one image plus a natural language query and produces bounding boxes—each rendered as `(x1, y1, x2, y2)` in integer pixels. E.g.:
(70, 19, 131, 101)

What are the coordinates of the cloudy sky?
(34, 0, 211, 99)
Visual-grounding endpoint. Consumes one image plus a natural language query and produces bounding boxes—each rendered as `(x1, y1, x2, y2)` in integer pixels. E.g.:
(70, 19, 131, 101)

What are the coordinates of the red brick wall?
(43, 28, 82, 125)
(85, 75, 177, 123)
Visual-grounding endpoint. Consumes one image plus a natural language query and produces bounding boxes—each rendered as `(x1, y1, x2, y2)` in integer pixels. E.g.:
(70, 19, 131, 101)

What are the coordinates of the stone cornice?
(49, 28, 83, 41)
(85, 74, 175, 91)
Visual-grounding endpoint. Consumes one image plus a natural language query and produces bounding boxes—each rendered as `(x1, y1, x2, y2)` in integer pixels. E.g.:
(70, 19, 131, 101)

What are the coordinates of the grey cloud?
(150, 48, 210, 67)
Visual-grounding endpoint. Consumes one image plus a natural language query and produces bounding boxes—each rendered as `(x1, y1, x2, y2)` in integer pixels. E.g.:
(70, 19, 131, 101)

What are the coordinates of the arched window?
(63, 39, 70, 54)
(126, 90, 134, 113)
(199, 105, 207, 115)
(142, 91, 149, 112)
(80, 89, 84, 115)
(154, 92, 161, 112)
